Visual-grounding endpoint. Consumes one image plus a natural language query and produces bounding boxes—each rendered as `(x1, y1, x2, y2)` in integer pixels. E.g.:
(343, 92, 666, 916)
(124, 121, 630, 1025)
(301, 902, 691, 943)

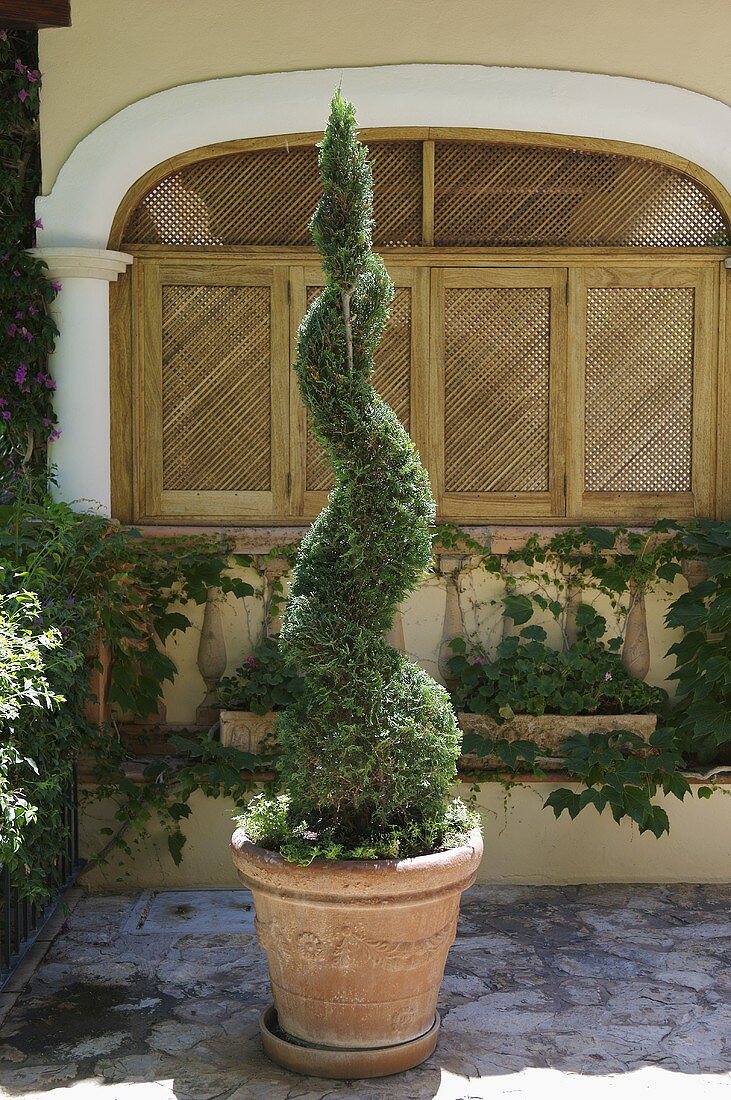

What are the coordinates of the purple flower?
(15, 363, 27, 385)
(27, 70, 38, 84)
(1, 412, 11, 421)
(6, 323, 16, 336)
(22, 329, 33, 342)
(50, 280, 62, 293)
(14, 59, 26, 73)
(17, 89, 28, 103)
(15, 311, 23, 320)
(11, 270, 20, 278)
(45, 378, 56, 391)
(245, 655, 257, 667)
(0, 398, 6, 408)
(32, 219, 43, 230)
(49, 429, 60, 440)
(472, 655, 486, 665)
(604, 672, 613, 682)
(28, 305, 37, 317)
(42, 417, 52, 427)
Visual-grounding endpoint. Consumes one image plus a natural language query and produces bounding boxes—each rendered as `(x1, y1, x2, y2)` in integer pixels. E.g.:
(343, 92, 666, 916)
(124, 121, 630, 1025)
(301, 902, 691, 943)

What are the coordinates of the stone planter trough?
(457, 712, 658, 765)
(219, 710, 278, 753)
(220, 709, 658, 763)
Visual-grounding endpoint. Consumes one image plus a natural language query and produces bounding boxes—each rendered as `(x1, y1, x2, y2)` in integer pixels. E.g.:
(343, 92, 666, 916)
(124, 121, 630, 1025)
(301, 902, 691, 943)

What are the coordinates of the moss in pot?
(231, 93, 481, 1079)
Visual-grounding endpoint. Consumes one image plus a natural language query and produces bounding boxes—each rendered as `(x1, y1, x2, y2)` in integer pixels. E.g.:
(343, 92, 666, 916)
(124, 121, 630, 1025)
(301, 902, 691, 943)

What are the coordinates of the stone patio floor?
(0, 884, 729, 1099)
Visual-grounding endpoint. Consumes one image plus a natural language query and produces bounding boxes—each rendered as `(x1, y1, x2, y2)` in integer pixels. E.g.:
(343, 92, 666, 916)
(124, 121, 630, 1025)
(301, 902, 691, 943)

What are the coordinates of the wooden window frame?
(108, 125, 731, 529)
(118, 251, 724, 527)
(567, 265, 718, 523)
(429, 267, 567, 521)
(135, 259, 290, 523)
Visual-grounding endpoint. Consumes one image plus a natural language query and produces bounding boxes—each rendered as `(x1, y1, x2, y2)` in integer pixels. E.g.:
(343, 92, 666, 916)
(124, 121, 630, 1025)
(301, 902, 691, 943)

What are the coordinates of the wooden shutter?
(567, 265, 717, 520)
(137, 259, 289, 521)
(289, 265, 429, 517)
(429, 268, 567, 519)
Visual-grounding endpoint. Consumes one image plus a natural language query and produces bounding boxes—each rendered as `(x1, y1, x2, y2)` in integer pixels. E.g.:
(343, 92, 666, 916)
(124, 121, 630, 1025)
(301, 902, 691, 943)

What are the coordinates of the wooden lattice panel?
(443, 287, 551, 493)
(306, 286, 412, 491)
(125, 142, 422, 247)
(584, 288, 694, 492)
(434, 142, 729, 247)
(161, 285, 271, 491)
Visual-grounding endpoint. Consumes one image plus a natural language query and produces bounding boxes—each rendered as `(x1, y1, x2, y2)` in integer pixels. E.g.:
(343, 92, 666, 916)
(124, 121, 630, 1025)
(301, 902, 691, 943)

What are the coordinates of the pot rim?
(231, 826, 483, 904)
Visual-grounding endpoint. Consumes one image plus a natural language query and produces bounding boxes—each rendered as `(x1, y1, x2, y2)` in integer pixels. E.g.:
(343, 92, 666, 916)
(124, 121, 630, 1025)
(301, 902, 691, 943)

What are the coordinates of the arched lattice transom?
(122, 136, 730, 249)
(112, 132, 728, 527)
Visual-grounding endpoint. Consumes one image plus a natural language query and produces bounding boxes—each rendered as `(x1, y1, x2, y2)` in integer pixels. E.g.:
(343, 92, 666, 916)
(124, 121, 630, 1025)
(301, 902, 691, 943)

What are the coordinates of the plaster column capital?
(29, 247, 133, 282)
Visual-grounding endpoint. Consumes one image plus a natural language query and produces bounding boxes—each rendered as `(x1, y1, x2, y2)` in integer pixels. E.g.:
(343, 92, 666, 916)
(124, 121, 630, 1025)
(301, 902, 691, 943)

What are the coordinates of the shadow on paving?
(0, 884, 729, 1099)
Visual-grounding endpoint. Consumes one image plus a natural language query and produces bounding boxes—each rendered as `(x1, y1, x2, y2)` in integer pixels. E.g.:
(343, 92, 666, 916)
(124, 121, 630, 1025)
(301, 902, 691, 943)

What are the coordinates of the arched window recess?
(109, 129, 731, 527)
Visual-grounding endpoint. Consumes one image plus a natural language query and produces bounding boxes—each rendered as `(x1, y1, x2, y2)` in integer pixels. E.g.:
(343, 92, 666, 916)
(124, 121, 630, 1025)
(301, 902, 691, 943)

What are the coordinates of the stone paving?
(0, 884, 729, 1099)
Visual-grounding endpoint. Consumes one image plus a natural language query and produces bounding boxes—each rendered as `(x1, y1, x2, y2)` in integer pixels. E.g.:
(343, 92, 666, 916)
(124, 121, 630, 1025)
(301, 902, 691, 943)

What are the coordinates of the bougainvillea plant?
(0, 29, 59, 502)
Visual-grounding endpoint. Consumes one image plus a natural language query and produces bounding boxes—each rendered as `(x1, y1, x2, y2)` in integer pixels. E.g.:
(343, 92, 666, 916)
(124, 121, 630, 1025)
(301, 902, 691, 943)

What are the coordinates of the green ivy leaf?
(503, 593, 533, 625)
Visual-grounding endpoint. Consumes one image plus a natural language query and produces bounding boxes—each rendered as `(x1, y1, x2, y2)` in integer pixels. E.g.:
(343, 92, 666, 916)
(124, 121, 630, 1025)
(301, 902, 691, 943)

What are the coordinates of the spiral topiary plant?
(240, 93, 476, 862)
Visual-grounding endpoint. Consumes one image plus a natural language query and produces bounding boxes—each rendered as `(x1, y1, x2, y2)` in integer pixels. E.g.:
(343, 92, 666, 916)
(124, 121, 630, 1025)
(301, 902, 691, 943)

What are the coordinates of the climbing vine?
(0, 493, 263, 894)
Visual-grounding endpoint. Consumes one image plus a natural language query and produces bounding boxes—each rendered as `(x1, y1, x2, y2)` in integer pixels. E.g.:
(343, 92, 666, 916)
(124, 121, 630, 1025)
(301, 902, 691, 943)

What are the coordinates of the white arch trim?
(38, 64, 731, 247)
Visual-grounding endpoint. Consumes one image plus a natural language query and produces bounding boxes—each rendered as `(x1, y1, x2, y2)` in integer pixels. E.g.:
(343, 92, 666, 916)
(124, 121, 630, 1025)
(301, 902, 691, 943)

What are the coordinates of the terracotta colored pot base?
(259, 1006, 440, 1079)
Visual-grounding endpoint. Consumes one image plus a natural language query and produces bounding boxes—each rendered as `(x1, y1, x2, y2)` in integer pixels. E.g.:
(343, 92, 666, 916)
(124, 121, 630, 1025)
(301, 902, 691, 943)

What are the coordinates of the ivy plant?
(0, 493, 259, 886)
(448, 605, 666, 720)
(544, 728, 692, 838)
(665, 519, 731, 763)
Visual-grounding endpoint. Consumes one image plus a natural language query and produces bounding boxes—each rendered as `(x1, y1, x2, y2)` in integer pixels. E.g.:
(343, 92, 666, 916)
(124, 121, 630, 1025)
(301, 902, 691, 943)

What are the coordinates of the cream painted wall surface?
(39, 0, 731, 191)
(79, 784, 731, 889)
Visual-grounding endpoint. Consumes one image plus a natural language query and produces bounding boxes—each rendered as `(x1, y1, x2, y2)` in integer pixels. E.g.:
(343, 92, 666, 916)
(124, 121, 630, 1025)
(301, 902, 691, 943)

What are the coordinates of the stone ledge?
(125, 524, 663, 557)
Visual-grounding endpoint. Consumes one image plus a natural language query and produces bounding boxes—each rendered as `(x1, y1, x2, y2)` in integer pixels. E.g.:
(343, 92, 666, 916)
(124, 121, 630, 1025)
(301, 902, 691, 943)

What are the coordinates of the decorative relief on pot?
(390, 1004, 419, 1033)
(254, 915, 458, 971)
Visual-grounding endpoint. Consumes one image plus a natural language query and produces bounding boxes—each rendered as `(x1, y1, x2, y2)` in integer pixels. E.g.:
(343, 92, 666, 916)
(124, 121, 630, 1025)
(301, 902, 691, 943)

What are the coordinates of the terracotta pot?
(231, 826, 482, 1076)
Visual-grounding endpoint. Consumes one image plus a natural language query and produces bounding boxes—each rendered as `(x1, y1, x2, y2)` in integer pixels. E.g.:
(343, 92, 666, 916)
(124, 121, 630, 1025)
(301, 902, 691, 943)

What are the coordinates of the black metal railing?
(0, 764, 81, 988)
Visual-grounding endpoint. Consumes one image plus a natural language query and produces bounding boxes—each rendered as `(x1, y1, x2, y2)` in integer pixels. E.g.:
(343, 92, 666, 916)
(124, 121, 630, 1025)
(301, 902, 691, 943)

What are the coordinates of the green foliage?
(92, 732, 274, 868)
(238, 793, 478, 865)
(243, 94, 469, 859)
(0, 592, 66, 877)
(218, 635, 304, 714)
(448, 609, 666, 720)
(665, 519, 731, 763)
(445, 523, 685, 649)
(0, 30, 60, 500)
(0, 494, 256, 893)
(544, 728, 691, 838)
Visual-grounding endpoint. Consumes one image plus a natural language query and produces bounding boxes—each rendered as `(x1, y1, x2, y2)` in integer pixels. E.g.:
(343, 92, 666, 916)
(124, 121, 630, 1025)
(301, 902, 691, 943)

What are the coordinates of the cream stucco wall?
(79, 784, 731, 890)
(39, 0, 731, 192)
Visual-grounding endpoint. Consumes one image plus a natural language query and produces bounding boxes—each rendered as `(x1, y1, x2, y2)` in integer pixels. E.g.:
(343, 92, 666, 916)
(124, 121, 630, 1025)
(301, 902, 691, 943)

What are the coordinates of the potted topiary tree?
(230, 93, 482, 1079)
